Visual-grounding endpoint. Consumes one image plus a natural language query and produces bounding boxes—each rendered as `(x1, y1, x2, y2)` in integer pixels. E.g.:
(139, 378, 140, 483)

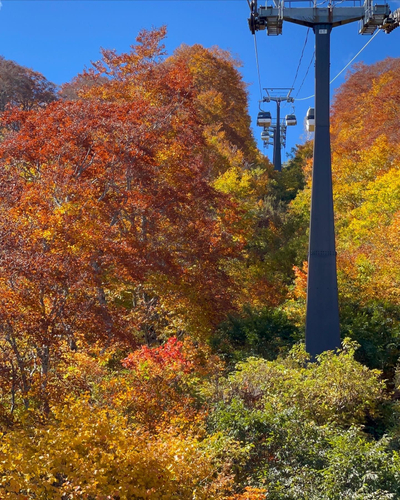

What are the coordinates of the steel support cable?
(295, 51, 315, 100)
(253, 33, 264, 101)
(291, 28, 310, 90)
(295, 28, 381, 101)
(330, 27, 380, 84)
(246, 0, 263, 101)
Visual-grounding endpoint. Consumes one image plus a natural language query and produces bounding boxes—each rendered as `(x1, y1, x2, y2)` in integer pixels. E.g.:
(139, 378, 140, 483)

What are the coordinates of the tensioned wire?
(291, 28, 310, 91)
(253, 32, 264, 101)
(295, 51, 314, 98)
(295, 27, 382, 100)
(247, 0, 264, 100)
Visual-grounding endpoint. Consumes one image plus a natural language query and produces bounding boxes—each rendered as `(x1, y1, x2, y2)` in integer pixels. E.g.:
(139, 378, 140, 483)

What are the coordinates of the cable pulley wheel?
(249, 0, 258, 34)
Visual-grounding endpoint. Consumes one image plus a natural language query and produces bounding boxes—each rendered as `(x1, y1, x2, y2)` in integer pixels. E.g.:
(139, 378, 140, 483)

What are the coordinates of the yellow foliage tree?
(0, 396, 241, 499)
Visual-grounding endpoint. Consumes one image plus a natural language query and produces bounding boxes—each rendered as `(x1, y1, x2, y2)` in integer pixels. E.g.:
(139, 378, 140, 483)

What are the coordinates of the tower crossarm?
(250, 1, 392, 33)
(284, 7, 366, 27)
(256, 5, 366, 29)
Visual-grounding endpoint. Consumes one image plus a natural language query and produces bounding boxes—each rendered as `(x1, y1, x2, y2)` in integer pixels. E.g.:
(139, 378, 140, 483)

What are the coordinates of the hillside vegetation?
(0, 28, 400, 499)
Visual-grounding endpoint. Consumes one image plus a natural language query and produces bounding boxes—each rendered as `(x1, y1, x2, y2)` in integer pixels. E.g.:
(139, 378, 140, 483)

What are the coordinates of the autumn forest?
(1, 27, 400, 498)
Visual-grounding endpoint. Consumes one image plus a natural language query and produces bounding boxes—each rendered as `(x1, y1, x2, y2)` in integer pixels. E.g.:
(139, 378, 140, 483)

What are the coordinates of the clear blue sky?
(0, 1, 399, 160)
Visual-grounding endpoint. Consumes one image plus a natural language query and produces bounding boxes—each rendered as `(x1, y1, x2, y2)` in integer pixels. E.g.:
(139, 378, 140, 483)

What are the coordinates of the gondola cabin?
(261, 130, 271, 142)
(285, 114, 297, 126)
(306, 107, 315, 132)
(257, 111, 272, 127)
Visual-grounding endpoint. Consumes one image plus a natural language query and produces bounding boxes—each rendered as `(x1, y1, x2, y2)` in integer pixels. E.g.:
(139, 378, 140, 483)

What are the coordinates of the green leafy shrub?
(215, 341, 386, 427)
(206, 342, 400, 498)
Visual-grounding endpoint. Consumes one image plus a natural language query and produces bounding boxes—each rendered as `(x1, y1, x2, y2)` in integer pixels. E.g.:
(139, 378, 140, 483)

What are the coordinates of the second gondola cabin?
(261, 130, 271, 142)
(257, 111, 272, 128)
(285, 114, 297, 126)
(306, 107, 315, 132)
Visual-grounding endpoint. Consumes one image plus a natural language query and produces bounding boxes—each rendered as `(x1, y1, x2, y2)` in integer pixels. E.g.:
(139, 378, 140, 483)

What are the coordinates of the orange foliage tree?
(0, 28, 247, 418)
(330, 57, 400, 307)
(73, 28, 282, 310)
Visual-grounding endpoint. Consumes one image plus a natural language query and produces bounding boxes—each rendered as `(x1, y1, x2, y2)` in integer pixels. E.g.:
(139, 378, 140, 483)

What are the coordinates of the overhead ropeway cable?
(295, 26, 381, 101)
(294, 51, 315, 100)
(247, 0, 264, 100)
(291, 28, 310, 91)
(253, 33, 263, 100)
(329, 27, 381, 84)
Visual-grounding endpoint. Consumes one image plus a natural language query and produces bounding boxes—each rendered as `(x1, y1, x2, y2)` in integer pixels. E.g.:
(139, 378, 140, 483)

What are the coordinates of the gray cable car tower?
(249, 0, 399, 356)
(265, 88, 294, 172)
(258, 89, 297, 171)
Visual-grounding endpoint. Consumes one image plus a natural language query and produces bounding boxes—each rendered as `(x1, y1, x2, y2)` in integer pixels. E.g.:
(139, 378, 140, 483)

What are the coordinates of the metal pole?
(272, 127, 276, 166)
(305, 24, 341, 356)
(274, 101, 282, 171)
(249, 0, 398, 356)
